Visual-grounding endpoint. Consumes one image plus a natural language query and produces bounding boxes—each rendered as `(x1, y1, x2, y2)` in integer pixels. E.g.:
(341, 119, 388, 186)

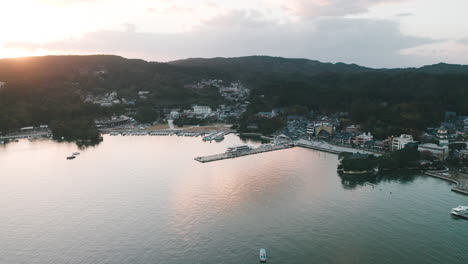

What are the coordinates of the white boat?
(73, 152, 80, 155)
(226, 145, 251, 153)
(259, 248, 267, 262)
(451, 205, 468, 216)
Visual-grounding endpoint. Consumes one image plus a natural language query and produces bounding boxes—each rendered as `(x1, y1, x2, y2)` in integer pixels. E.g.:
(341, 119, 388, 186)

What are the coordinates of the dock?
(452, 178, 468, 195)
(295, 142, 342, 155)
(194, 144, 294, 163)
(424, 171, 468, 196)
(424, 171, 458, 184)
(294, 140, 381, 156)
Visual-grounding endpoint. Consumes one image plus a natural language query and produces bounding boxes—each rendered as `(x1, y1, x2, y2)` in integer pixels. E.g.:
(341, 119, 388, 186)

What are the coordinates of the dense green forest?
(1, 55, 467, 139)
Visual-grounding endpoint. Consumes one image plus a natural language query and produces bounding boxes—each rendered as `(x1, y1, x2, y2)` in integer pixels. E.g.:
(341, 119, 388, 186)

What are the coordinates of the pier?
(294, 139, 381, 156)
(424, 171, 468, 196)
(452, 178, 468, 195)
(194, 144, 294, 163)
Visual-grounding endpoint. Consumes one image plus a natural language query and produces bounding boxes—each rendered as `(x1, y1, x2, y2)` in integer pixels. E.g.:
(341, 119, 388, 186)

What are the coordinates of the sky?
(1, 0, 468, 68)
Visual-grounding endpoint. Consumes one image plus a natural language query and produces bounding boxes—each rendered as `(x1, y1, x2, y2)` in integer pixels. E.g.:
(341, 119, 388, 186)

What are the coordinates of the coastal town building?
(256, 112, 274, 118)
(306, 124, 315, 136)
(354, 132, 373, 146)
(193, 105, 212, 115)
(418, 143, 449, 160)
(437, 126, 449, 145)
(460, 149, 468, 160)
(392, 134, 415, 151)
(314, 123, 334, 137)
(0, 81, 5, 89)
(344, 125, 360, 133)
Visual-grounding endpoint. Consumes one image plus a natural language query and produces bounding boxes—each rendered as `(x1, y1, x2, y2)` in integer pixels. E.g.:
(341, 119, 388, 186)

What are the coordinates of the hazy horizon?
(1, 0, 468, 68)
(1, 53, 465, 69)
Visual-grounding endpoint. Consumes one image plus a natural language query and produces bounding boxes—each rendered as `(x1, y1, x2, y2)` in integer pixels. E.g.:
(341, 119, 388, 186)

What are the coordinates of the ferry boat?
(226, 145, 251, 153)
(259, 248, 267, 262)
(451, 206, 468, 219)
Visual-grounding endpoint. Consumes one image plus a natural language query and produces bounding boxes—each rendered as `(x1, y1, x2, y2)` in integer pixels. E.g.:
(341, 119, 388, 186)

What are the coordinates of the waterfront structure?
(418, 143, 448, 160)
(193, 105, 212, 115)
(392, 134, 414, 151)
(314, 123, 334, 137)
(20, 126, 34, 131)
(354, 132, 373, 146)
(0, 81, 5, 88)
(94, 115, 131, 127)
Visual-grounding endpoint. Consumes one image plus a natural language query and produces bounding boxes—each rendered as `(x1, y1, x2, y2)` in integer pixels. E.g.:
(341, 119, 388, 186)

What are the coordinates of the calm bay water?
(1, 134, 467, 264)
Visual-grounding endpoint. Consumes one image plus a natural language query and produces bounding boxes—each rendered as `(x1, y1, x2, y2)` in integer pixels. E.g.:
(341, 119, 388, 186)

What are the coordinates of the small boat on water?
(226, 145, 251, 153)
(259, 248, 267, 262)
(66, 156, 76, 160)
(73, 152, 80, 155)
(451, 205, 468, 219)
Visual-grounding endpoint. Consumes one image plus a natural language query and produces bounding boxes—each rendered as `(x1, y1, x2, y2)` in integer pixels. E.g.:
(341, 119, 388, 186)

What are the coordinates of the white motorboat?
(451, 205, 468, 217)
(259, 248, 267, 262)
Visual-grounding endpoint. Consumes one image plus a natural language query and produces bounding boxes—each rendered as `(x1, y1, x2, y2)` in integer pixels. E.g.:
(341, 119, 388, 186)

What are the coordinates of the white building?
(306, 124, 315, 136)
(193, 105, 212, 115)
(355, 132, 373, 146)
(392, 134, 414, 151)
(0, 82, 5, 88)
(418, 143, 448, 160)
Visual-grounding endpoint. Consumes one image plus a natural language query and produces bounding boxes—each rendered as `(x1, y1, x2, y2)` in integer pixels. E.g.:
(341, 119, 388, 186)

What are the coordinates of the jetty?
(294, 139, 381, 156)
(194, 144, 294, 163)
(452, 178, 468, 195)
(424, 170, 468, 196)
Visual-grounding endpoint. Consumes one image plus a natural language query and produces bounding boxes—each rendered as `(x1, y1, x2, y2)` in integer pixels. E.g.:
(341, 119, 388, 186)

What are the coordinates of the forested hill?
(169, 56, 468, 75)
(1, 55, 468, 138)
(168, 56, 375, 75)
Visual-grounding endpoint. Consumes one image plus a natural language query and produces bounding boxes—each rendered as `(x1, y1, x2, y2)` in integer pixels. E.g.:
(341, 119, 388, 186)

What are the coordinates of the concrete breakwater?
(452, 178, 468, 195)
(294, 140, 381, 156)
(424, 171, 468, 196)
(194, 144, 294, 163)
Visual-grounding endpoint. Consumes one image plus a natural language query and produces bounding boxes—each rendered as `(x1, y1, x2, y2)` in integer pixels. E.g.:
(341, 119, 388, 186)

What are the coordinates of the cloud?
(395, 12, 414, 17)
(459, 38, 468, 44)
(4, 9, 435, 68)
(401, 40, 468, 65)
(287, 0, 407, 18)
(42, 0, 98, 5)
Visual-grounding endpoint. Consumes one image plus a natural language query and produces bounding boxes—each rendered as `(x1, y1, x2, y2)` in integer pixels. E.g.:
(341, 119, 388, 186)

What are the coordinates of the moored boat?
(226, 145, 251, 153)
(259, 248, 267, 262)
(66, 156, 76, 160)
(451, 205, 468, 219)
